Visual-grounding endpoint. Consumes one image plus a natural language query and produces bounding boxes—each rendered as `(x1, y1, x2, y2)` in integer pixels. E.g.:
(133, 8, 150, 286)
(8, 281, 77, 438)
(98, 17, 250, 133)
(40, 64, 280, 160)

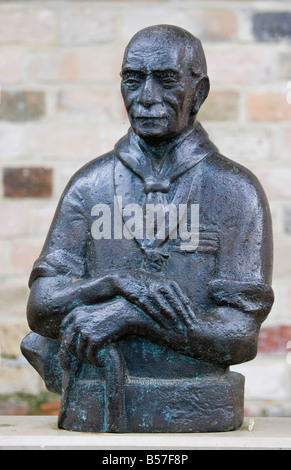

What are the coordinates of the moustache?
(131, 105, 167, 119)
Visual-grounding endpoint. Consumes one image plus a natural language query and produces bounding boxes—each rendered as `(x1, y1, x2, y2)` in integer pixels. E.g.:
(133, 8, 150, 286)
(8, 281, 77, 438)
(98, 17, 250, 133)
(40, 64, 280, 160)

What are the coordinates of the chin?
(132, 125, 171, 143)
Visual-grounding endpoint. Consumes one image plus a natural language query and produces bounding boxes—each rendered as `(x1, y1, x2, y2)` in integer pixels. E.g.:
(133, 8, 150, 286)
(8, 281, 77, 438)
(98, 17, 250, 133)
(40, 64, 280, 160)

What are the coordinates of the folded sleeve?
(209, 279, 274, 315)
(29, 249, 86, 287)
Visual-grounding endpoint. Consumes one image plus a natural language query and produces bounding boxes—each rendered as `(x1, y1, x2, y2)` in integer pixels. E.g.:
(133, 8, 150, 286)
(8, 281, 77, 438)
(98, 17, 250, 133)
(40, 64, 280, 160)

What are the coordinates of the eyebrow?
(121, 67, 181, 77)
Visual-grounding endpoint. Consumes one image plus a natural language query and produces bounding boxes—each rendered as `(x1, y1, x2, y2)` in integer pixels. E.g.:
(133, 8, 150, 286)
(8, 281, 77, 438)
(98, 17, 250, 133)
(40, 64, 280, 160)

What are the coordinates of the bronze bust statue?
(21, 25, 274, 433)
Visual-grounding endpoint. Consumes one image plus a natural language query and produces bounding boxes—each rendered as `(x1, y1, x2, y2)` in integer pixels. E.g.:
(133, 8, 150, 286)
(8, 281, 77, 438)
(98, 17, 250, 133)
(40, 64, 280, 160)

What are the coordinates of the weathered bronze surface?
(21, 25, 274, 433)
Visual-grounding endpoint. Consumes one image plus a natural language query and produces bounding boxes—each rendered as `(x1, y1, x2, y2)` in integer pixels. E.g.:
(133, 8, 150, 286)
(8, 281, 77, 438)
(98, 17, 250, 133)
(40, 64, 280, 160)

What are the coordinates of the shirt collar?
(114, 121, 218, 185)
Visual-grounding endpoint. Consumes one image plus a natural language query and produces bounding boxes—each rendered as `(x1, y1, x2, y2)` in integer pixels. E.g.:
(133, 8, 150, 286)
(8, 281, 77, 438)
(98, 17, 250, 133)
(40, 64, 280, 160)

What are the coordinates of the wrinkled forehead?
(122, 38, 187, 73)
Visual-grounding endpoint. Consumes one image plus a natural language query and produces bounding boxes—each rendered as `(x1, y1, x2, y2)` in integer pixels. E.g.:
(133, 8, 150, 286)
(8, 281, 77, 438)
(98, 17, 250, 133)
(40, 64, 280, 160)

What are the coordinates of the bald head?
(123, 25, 208, 80)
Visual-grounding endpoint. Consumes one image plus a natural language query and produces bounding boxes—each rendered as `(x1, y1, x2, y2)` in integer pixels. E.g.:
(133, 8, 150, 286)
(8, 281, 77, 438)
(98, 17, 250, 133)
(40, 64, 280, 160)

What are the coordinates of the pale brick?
(120, 7, 171, 42)
(282, 127, 291, 159)
(28, 124, 102, 159)
(199, 90, 239, 121)
(0, 126, 25, 159)
(268, 280, 290, 323)
(232, 359, 289, 400)
(205, 126, 273, 163)
(248, 92, 291, 121)
(0, 50, 27, 84)
(253, 167, 291, 199)
(273, 244, 291, 279)
(0, 281, 29, 318)
(27, 50, 79, 83)
(8, 240, 43, 276)
(57, 87, 116, 121)
(0, 241, 5, 278)
(278, 280, 291, 323)
(29, 204, 57, 236)
(186, 9, 238, 41)
(76, 47, 121, 83)
(92, 0, 169, 1)
(205, 10, 238, 40)
(28, 47, 121, 83)
(205, 48, 274, 83)
(284, 206, 291, 234)
(98, 122, 130, 155)
(59, 8, 115, 45)
(0, 362, 41, 395)
(0, 202, 30, 237)
(279, 52, 291, 79)
(0, 8, 56, 45)
(0, 319, 30, 358)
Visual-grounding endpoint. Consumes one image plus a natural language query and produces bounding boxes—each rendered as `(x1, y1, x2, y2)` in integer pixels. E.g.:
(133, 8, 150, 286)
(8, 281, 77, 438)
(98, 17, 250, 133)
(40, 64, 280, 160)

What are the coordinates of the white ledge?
(0, 416, 291, 450)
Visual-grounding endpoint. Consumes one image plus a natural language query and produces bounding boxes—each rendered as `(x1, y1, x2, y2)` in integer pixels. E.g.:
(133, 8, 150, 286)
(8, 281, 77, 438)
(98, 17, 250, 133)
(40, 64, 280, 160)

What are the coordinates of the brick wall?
(0, 0, 290, 417)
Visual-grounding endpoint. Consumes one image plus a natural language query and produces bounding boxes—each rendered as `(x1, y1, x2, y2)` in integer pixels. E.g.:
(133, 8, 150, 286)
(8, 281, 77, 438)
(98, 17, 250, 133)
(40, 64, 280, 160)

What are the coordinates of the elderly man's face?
(121, 38, 196, 145)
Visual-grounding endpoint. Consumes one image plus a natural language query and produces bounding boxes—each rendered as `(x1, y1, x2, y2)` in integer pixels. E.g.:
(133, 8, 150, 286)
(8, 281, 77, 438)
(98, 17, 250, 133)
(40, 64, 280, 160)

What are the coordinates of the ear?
(191, 75, 210, 116)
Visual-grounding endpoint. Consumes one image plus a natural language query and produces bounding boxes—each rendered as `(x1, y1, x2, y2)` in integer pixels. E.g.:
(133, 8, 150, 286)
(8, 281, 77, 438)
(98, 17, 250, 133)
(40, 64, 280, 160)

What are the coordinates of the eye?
(122, 73, 144, 90)
(157, 72, 179, 88)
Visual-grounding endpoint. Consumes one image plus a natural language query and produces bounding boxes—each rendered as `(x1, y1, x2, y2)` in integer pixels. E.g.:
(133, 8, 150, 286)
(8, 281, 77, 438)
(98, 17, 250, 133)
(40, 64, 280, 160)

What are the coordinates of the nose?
(137, 75, 160, 107)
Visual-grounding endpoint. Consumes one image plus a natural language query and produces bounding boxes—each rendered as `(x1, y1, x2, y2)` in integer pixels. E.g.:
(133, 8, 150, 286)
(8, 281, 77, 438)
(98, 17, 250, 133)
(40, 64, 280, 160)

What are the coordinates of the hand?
(60, 299, 152, 366)
(113, 271, 196, 334)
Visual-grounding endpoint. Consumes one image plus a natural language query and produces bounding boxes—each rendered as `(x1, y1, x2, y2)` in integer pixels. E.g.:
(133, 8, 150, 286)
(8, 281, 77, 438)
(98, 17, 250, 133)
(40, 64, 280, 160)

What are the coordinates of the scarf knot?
(144, 176, 170, 194)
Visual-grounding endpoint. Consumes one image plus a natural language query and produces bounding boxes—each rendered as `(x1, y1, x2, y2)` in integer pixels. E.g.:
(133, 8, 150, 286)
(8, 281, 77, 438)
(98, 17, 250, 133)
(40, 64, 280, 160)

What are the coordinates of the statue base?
(58, 369, 244, 433)
(22, 333, 244, 433)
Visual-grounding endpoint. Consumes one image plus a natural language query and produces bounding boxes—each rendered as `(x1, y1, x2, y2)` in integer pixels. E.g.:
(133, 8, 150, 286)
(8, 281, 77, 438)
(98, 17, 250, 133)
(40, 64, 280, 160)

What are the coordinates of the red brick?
(3, 167, 53, 198)
(248, 92, 291, 121)
(39, 401, 60, 416)
(258, 325, 291, 354)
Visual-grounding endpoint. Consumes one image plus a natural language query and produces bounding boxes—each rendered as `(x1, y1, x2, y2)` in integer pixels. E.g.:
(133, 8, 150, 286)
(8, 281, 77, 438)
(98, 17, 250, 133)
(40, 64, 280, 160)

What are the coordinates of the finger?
(159, 282, 195, 331)
(158, 285, 186, 321)
(169, 282, 196, 329)
(154, 291, 178, 323)
(64, 329, 83, 358)
(132, 294, 168, 329)
(148, 294, 175, 329)
(59, 341, 72, 371)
